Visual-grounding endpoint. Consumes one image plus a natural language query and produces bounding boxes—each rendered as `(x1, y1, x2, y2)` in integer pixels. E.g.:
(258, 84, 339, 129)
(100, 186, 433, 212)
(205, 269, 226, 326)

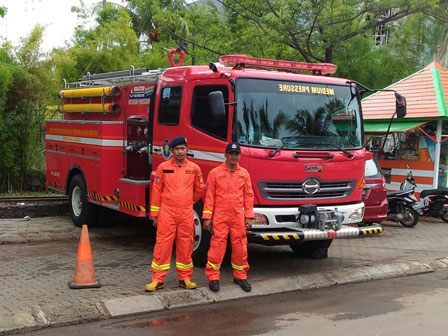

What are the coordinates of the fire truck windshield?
(234, 78, 363, 150)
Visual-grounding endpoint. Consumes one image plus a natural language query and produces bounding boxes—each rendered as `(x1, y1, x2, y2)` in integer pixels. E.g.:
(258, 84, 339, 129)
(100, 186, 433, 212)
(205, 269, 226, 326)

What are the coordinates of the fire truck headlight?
(348, 207, 364, 221)
(254, 213, 269, 225)
(299, 213, 310, 225)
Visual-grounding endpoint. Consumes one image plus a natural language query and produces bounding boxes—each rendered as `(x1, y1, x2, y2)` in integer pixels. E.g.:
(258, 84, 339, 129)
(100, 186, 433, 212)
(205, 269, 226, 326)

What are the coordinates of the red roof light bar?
(219, 54, 337, 75)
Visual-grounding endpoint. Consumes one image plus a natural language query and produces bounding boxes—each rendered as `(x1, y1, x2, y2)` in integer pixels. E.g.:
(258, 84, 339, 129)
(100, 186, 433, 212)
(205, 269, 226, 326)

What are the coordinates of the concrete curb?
(1, 256, 447, 335)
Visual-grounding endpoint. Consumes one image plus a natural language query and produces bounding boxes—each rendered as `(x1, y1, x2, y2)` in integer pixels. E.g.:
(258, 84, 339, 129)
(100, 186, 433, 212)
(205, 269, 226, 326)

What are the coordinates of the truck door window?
(191, 85, 229, 140)
(158, 86, 182, 125)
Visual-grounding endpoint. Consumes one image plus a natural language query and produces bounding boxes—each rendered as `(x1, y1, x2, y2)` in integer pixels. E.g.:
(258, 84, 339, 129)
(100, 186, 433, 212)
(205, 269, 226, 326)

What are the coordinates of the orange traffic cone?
(69, 224, 101, 289)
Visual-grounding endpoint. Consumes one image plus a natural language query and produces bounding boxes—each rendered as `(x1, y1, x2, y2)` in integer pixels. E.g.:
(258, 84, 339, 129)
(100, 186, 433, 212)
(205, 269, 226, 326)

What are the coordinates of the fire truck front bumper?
(247, 224, 382, 245)
(247, 202, 381, 245)
(252, 202, 365, 228)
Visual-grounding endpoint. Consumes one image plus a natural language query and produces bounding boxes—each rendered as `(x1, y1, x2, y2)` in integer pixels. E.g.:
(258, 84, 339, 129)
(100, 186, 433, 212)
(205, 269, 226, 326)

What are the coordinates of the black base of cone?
(68, 279, 101, 289)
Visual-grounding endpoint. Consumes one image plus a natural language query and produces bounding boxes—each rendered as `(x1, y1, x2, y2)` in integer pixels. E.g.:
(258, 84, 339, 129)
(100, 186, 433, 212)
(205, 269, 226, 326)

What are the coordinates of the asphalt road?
(17, 268, 448, 336)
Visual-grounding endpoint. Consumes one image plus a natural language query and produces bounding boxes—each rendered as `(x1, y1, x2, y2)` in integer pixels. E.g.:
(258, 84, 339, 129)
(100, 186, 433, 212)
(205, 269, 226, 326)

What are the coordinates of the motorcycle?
(386, 188, 422, 228)
(401, 165, 448, 223)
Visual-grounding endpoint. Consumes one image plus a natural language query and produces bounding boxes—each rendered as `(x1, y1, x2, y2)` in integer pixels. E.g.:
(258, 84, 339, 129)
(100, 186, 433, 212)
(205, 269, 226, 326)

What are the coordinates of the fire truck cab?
(46, 54, 386, 265)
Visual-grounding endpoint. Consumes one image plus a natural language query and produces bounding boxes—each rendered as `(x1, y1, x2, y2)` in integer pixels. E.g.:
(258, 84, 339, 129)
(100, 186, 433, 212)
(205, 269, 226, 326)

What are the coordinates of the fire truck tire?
(68, 174, 98, 227)
(96, 207, 115, 227)
(192, 201, 210, 267)
(289, 239, 333, 259)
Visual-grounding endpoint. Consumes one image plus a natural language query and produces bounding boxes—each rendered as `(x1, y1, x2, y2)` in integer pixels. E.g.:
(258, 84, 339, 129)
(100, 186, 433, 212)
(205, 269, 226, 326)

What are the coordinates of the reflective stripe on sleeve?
(150, 205, 160, 211)
(203, 210, 213, 215)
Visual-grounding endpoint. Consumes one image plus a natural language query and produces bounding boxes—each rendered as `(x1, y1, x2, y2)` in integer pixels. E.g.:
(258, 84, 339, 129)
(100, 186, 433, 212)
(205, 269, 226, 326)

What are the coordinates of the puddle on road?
(108, 304, 274, 336)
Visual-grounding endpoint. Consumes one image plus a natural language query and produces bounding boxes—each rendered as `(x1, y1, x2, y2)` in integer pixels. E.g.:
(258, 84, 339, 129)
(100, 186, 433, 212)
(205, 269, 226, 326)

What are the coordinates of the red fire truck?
(46, 54, 396, 265)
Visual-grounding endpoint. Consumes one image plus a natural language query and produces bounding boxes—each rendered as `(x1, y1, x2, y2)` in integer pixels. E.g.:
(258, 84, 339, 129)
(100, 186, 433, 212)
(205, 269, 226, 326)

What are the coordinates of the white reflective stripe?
(391, 168, 434, 178)
(192, 150, 225, 162)
(46, 150, 100, 161)
(47, 120, 124, 125)
(152, 146, 225, 163)
(387, 182, 433, 193)
(46, 134, 125, 147)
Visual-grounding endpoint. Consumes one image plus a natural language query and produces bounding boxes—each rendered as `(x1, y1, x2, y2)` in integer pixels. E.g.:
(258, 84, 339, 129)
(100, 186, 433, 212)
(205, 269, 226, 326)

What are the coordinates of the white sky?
(0, 0, 125, 52)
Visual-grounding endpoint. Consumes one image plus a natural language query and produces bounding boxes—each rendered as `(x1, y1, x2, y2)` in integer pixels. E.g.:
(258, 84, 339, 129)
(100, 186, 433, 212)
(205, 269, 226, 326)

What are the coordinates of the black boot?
(209, 280, 220, 292)
(234, 279, 251, 292)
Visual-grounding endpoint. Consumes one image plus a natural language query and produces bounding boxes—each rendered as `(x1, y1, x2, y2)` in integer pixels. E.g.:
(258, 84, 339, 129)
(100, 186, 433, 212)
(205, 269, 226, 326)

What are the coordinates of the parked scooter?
(400, 165, 448, 223)
(386, 187, 422, 228)
(386, 165, 423, 227)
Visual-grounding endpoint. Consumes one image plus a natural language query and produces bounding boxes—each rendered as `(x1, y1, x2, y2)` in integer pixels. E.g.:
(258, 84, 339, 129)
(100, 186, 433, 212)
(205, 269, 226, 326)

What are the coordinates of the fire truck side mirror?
(395, 92, 406, 118)
(208, 91, 226, 121)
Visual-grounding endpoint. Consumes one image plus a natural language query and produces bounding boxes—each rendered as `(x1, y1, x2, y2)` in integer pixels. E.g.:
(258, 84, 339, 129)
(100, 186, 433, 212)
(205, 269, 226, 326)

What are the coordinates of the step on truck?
(46, 53, 404, 265)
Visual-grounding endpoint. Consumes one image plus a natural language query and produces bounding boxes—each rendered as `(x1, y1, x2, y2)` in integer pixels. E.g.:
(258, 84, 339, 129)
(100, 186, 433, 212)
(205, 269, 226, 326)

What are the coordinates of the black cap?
(225, 142, 241, 153)
(169, 136, 188, 149)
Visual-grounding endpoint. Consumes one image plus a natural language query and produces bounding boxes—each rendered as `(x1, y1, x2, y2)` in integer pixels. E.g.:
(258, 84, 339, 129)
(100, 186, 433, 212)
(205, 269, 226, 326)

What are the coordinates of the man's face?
(171, 145, 187, 161)
(225, 151, 240, 165)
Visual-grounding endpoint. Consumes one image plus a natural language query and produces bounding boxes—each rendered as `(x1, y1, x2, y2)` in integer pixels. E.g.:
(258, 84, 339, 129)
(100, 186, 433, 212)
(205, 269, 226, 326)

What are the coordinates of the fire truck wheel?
(289, 239, 333, 259)
(96, 207, 115, 227)
(192, 201, 210, 267)
(69, 174, 99, 227)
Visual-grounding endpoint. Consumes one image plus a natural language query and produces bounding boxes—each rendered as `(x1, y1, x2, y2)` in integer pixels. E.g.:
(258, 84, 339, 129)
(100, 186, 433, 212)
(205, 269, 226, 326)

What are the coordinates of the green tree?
(422, 0, 448, 65)
(126, 0, 230, 65)
(51, 2, 141, 83)
(218, 0, 436, 63)
(0, 26, 54, 192)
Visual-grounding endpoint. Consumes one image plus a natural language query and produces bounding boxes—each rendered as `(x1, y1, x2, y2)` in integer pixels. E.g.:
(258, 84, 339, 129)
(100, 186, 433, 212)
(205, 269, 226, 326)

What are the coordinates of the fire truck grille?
(258, 180, 356, 201)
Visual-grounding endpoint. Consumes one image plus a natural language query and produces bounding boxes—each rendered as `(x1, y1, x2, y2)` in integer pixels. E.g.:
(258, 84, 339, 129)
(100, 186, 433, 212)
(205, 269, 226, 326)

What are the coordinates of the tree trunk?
(325, 47, 333, 63)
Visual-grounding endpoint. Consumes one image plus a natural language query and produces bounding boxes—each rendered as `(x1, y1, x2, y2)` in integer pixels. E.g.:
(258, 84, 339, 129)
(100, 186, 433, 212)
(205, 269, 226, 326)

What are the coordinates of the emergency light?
(219, 54, 337, 75)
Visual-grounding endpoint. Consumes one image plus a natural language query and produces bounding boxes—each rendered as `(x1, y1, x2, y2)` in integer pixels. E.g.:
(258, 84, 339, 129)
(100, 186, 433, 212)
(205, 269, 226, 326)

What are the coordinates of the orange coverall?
(149, 158, 204, 282)
(203, 163, 254, 281)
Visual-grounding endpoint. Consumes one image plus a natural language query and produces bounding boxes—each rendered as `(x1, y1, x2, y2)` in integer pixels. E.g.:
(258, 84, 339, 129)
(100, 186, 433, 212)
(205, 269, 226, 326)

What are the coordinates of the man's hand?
(203, 219, 212, 231)
(152, 217, 158, 227)
(245, 218, 254, 229)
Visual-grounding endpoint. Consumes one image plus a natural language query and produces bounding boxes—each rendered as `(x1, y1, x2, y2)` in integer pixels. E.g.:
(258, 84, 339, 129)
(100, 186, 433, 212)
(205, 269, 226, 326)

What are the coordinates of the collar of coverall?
(169, 157, 189, 167)
(222, 162, 240, 172)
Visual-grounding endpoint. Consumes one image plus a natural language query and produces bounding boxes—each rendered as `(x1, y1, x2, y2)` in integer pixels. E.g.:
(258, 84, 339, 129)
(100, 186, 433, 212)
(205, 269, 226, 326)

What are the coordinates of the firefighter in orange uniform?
(145, 136, 204, 292)
(203, 142, 254, 292)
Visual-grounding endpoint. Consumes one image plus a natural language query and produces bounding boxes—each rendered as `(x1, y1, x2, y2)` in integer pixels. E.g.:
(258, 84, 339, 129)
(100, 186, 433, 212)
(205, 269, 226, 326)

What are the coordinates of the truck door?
(151, 84, 184, 170)
(185, 83, 230, 178)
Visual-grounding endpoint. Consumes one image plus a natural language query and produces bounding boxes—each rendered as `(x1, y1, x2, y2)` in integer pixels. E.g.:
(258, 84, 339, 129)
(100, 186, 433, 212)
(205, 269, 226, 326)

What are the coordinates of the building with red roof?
(362, 62, 448, 192)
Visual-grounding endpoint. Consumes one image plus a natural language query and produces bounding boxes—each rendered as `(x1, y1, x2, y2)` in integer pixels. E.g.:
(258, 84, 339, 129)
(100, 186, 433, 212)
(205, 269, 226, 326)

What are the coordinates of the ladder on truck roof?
(64, 67, 166, 89)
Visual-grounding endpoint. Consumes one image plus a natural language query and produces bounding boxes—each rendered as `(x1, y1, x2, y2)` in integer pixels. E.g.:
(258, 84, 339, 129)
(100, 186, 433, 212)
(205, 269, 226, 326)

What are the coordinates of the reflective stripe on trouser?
(151, 208, 194, 282)
(176, 261, 193, 270)
(207, 261, 221, 270)
(231, 262, 248, 271)
(205, 216, 249, 281)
